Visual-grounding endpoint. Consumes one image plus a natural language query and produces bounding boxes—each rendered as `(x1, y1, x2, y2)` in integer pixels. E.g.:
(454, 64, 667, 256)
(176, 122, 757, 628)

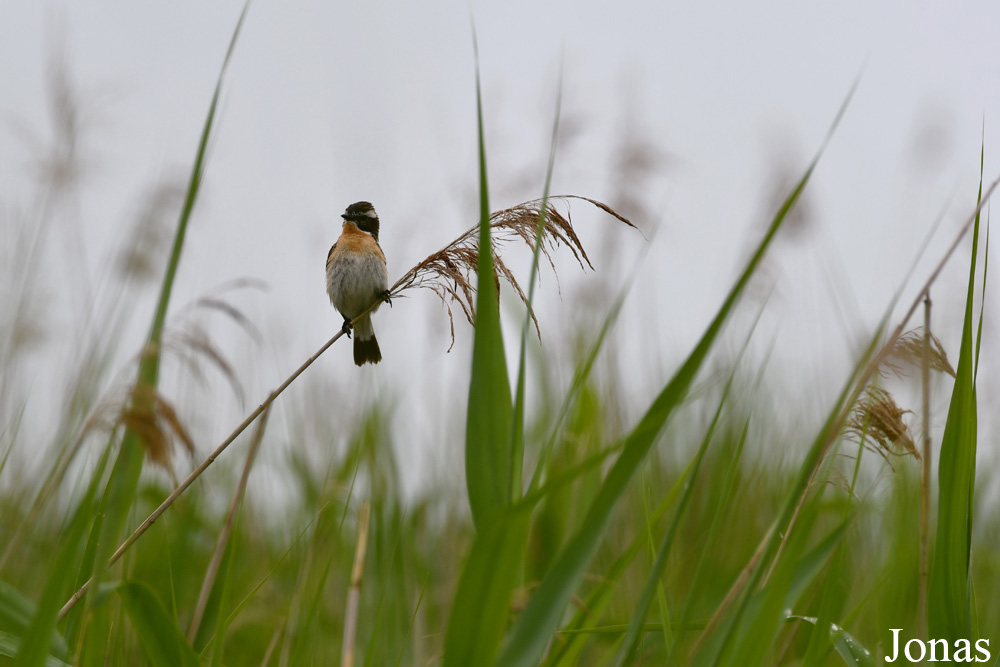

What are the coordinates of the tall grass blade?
(497, 83, 855, 667)
(927, 147, 985, 641)
(0, 583, 70, 665)
(118, 582, 199, 667)
(0, 632, 70, 667)
(511, 67, 562, 503)
(13, 447, 109, 667)
(77, 4, 248, 631)
(442, 508, 531, 667)
(442, 27, 523, 665)
(800, 546, 849, 665)
(665, 418, 750, 666)
(702, 345, 872, 665)
(528, 277, 632, 494)
(614, 364, 739, 665)
(464, 25, 513, 527)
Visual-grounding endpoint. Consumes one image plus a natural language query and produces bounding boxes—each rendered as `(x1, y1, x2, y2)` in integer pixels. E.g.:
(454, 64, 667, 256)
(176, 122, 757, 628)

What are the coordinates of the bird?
(326, 201, 391, 366)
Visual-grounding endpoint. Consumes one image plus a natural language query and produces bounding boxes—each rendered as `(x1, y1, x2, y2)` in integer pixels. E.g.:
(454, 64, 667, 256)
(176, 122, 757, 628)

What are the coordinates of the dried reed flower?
(845, 386, 918, 465)
(390, 196, 635, 349)
(163, 279, 265, 407)
(105, 284, 260, 470)
(163, 327, 245, 407)
(118, 381, 195, 471)
(884, 327, 955, 378)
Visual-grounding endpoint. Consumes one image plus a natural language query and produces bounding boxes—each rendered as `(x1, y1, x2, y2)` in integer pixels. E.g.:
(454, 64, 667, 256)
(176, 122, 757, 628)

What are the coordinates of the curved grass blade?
(614, 363, 741, 666)
(0, 632, 70, 667)
(496, 80, 856, 667)
(118, 582, 199, 667)
(444, 25, 523, 666)
(701, 350, 871, 665)
(0, 582, 70, 665)
(442, 508, 531, 667)
(665, 346, 777, 666)
(544, 457, 693, 667)
(799, 543, 849, 665)
(464, 24, 513, 528)
(446, 278, 636, 666)
(928, 145, 986, 642)
(75, 5, 250, 638)
(13, 447, 109, 667)
(511, 63, 562, 504)
(664, 423, 749, 666)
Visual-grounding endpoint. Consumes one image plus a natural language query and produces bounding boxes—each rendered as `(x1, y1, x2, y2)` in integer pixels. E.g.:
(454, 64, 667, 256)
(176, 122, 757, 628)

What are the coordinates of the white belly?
(326, 252, 389, 318)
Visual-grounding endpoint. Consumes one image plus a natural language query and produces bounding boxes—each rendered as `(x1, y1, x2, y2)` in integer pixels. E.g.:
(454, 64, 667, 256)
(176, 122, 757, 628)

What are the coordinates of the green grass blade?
(511, 69, 562, 504)
(928, 148, 985, 641)
(0, 581, 35, 639)
(528, 280, 631, 495)
(801, 543, 849, 666)
(665, 421, 749, 666)
(191, 541, 235, 653)
(646, 484, 674, 654)
(615, 366, 738, 665)
(77, 6, 250, 635)
(118, 582, 199, 667)
(713, 497, 842, 666)
(0, 582, 70, 664)
(497, 85, 854, 667)
(545, 458, 693, 667)
(703, 349, 871, 665)
(13, 448, 109, 667)
(0, 632, 71, 667)
(464, 25, 513, 528)
(787, 616, 875, 667)
(442, 508, 531, 666)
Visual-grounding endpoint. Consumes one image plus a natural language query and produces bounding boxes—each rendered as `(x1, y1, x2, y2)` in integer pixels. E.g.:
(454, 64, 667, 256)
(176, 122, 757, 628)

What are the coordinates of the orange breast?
(329, 222, 386, 264)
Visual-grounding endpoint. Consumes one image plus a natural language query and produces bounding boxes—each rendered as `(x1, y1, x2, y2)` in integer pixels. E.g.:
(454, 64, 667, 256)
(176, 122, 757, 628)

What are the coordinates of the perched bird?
(326, 201, 391, 366)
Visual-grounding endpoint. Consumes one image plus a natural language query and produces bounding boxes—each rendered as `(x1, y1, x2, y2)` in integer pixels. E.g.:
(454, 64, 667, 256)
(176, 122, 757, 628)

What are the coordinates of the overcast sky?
(3, 1, 999, 494)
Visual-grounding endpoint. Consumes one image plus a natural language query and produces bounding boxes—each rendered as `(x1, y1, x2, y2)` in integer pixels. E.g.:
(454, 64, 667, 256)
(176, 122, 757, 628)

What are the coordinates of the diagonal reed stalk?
(918, 292, 931, 639)
(57, 195, 629, 620)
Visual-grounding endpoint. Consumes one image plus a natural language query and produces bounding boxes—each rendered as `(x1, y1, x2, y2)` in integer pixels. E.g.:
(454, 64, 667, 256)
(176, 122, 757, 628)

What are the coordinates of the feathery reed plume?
(113, 284, 259, 470)
(885, 326, 956, 378)
(390, 196, 634, 349)
(845, 386, 918, 464)
(163, 326, 245, 407)
(118, 381, 196, 471)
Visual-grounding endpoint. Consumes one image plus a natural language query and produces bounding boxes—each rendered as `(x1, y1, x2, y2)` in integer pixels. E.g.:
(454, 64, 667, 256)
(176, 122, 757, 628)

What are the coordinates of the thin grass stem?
(341, 501, 371, 667)
(187, 403, 271, 642)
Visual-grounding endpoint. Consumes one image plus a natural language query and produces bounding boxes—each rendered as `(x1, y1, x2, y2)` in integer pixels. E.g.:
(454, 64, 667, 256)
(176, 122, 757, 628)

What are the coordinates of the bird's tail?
(352, 315, 381, 366)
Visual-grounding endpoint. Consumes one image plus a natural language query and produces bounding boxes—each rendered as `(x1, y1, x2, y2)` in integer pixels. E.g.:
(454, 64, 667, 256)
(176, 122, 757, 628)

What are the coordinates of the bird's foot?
(381, 290, 392, 307)
(341, 317, 353, 338)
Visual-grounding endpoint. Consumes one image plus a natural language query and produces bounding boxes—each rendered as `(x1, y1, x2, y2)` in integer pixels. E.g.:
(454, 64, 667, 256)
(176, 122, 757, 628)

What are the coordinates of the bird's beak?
(341, 214, 349, 220)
